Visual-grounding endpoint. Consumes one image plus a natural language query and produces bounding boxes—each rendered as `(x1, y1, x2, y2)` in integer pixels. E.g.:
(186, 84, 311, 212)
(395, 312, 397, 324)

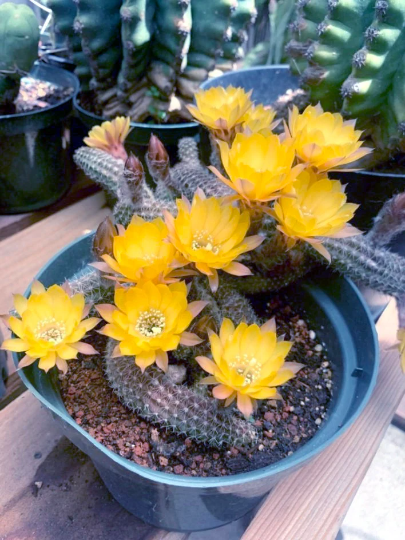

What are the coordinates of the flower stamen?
(35, 318, 66, 345)
(136, 309, 166, 337)
(192, 231, 219, 254)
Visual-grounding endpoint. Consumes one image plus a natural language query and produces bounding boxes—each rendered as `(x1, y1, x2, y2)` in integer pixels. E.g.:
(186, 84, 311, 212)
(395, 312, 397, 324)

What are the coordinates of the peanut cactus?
(50, 0, 257, 122)
(287, 0, 405, 150)
(0, 3, 39, 108)
(70, 123, 405, 446)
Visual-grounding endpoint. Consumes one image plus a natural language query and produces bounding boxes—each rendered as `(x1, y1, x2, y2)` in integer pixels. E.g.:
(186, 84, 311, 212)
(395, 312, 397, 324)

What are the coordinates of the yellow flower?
(164, 191, 263, 292)
(196, 318, 301, 418)
(95, 216, 181, 284)
(240, 104, 278, 136)
(84, 116, 131, 161)
(287, 104, 372, 172)
(97, 281, 207, 372)
(187, 86, 253, 140)
(1, 282, 100, 373)
(272, 169, 360, 261)
(211, 132, 305, 205)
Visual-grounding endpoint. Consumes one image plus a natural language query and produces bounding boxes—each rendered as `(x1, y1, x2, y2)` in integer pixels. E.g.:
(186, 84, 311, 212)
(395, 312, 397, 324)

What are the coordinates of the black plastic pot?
(14, 233, 378, 532)
(201, 65, 405, 231)
(73, 93, 199, 162)
(0, 63, 79, 214)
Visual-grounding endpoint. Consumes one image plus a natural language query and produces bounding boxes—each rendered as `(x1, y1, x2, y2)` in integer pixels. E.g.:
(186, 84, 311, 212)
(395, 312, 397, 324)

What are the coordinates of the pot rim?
(0, 62, 80, 122)
(74, 93, 198, 131)
(14, 232, 379, 489)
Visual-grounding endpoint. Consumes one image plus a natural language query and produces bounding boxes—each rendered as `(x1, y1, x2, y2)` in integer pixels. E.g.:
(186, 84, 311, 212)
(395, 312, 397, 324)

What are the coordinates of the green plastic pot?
(13, 233, 378, 532)
(0, 62, 79, 214)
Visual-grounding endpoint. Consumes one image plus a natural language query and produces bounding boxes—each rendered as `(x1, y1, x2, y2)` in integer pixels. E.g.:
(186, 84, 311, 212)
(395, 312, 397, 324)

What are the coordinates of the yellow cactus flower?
(84, 116, 131, 161)
(1, 282, 100, 373)
(287, 104, 372, 172)
(396, 328, 405, 373)
(211, 132, 305, 205)
(97, 281, 207, 373)
(272, 169, 360, 261)
(240, 104, 278, 136)
(187, 85, 253, 141)
(93, 216, 183, 284)
(196, 318, 302, 418)
(164, 191, 263, 292)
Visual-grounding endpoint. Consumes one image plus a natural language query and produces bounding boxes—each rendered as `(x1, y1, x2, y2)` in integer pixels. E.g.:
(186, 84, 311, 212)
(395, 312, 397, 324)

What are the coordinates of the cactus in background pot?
(0, 3, 40, 109)
(49, 0, 257, 122)
(287, 0, 405, 152)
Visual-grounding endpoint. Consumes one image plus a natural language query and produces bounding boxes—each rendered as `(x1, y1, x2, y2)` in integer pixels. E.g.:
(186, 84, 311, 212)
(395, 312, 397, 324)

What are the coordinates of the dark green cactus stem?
(177, 0, 235, 100)
(74, 0, 123, 91)
(47, 0, 91, 90)
(74, 147, 124, 196)
(0, 3, 39, 108)
(287, 0, 328, 75)
(104, 340, 258, 448)
(219, 0, 257, 68)
(323, 236, 405, 296)
(118, 0, 155, 93)
(287, 0, 405, 149)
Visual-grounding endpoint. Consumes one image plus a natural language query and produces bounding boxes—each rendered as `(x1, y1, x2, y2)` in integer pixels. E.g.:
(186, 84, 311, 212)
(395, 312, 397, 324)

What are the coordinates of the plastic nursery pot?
(0, 63, 79, 214)
(201, 65, 405, 231)
(73, 92, 199, 163)
(13, 233, 378, 532)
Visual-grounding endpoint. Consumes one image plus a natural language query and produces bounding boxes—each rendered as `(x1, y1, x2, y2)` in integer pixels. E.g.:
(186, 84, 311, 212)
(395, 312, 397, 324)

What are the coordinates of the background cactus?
(287, 0, 405, 151)
(0, 3, 39, 110)
(50, 0, 257, 122)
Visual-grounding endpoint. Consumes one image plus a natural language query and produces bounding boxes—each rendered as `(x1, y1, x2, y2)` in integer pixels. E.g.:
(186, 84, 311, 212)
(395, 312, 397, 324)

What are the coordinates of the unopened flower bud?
(147, 134, 170, 180)
(93, 217, 117, 259)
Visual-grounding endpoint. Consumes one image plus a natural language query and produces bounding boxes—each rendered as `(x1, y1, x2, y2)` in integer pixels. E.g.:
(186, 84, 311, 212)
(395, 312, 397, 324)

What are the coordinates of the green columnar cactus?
(0, 3, 39, 108)
(287, 0, 405, 149)
(74, 0, 123, 91)
(51, 0, 254, 122)
(47, 0, 91, 90)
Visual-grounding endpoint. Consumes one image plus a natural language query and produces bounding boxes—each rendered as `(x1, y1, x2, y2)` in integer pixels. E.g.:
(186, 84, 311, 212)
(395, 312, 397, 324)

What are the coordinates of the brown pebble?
(264, 412, 274, 422)
(174, 465, 184, 474)
(159, 456, 168, 467)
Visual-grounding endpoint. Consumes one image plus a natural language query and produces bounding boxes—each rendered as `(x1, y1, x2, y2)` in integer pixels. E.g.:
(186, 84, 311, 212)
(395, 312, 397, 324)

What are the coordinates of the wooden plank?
(241, 300, 405, 540)
(0, 192, 110, 409)
(0, 171, 100, 242)
(393, 394, 405, 430)
(0, 392, 188, 540)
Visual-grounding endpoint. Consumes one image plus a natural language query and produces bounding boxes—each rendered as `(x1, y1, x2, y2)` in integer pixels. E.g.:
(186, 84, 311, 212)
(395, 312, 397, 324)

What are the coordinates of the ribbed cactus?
(47, 0, 92, 90)
(50, 0, 256, 122)
(287, 0, 405, 150)
(104, 341, 257, 448)
(0, 3, 39, 109)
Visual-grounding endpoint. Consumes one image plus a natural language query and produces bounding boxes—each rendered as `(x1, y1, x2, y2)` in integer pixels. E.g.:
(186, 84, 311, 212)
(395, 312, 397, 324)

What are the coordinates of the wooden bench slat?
(241, 300, 405, 540)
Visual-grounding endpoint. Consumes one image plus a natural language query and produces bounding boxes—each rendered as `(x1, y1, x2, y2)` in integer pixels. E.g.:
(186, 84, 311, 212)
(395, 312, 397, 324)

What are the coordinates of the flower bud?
(93, 217, 117, 259)
(147, 134, 170, 180)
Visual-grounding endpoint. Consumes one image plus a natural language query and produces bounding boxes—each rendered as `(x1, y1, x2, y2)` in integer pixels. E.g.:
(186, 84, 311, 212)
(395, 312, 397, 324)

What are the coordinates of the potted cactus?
(0, 2, 79, 214)
(47, 0, 257, 152)
(7, 87, 405, 532)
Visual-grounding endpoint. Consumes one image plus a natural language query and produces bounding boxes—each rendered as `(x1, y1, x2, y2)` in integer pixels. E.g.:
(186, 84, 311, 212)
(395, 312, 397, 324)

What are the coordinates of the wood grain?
(0, 393, 188, 540)
(241, 300, 405, 540)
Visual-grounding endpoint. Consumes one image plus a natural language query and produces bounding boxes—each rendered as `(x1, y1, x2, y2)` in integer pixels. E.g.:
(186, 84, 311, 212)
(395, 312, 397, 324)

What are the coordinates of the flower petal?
(237, 393, 254, 419)
(1, 338, 28, 352)
(155, 350, 169, 372)
(96, 304, 115, 323)
(195, 355, 217, 375)
(179, 331, 203, 346)
(212, 384, 234, 400)
(18, 355, 37, 369)
(71, 342, 99, 355)
(13, 294, 28, 316)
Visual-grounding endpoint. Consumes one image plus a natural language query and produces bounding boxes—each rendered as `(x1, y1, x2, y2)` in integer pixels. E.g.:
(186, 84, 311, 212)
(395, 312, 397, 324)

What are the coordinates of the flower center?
(135, 309, 166, 337)
(35, 318, 66, 345)
(192, 231, 219, 254)
(229, 354, 261, 387)
(142, 253, 158, 263)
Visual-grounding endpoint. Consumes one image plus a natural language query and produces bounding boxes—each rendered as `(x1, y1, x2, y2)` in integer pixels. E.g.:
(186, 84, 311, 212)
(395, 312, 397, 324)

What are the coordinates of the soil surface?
(59, 294, 333, 477)
(1, 76, 74, 115)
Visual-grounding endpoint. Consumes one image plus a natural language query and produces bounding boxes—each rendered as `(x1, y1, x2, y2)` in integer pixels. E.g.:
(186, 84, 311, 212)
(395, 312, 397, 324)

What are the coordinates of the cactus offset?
(0, 3, 39, 109)
(104, 340, 258, 448)
(287, 0, 405, 150)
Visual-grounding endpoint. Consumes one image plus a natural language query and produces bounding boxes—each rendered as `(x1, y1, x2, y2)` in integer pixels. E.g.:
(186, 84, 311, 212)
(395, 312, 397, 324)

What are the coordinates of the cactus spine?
(104, 341, 257, 448)
(0, 3, 39, 109)
(287, 0, 405, 149)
